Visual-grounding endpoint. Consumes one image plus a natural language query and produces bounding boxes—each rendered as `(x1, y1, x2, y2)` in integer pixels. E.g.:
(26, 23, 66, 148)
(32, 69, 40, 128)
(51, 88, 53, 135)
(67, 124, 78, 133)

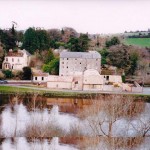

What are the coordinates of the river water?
(0, 94, 150, 150)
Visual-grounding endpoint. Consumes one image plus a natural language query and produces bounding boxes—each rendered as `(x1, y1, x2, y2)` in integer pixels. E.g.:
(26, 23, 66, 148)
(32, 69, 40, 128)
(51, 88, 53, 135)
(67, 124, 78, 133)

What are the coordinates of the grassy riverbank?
(0, 85, 93, 98)
(0, 85, 150, 101)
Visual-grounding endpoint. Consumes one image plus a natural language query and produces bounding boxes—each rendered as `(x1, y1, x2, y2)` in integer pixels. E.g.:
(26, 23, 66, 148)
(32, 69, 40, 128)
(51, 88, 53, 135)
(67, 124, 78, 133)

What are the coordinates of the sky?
(0, 0, 150, 34)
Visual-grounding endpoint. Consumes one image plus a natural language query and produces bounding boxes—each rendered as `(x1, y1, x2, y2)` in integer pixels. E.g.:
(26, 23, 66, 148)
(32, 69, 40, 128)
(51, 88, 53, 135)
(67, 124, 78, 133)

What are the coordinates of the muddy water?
(0, 94, 93, 114)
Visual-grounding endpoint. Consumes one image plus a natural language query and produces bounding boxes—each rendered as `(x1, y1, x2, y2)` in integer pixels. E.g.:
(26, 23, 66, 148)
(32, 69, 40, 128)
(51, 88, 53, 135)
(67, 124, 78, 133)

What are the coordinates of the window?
(106, 76, 109, 81)
(35, 77, 37, 80)
(12, 58, 14, 62)
(42, 77, 44, 81)
(62, 62, 64, 64)
(5, 64, 7, 68)
(6, 58, 8, 61)
(67, 58, 69, 60)
(67, 66, 68, 68)
(18, 59, 19, 62)
(80, 62, 81, 64)
(75, 81, 78, 84)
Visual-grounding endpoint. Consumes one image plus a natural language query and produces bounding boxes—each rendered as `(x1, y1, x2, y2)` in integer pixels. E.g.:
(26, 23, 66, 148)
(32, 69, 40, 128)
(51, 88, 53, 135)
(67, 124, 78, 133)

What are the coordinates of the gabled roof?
(21, 49, 31, 56)
(33, 70, 49, 77)
(60, 51, 101, 59)
(6, 49, 31, 57)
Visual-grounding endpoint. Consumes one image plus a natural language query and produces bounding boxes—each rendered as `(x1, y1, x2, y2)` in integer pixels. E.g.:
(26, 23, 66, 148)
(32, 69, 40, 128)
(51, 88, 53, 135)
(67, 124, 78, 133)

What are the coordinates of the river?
(0, 94, 150, 150)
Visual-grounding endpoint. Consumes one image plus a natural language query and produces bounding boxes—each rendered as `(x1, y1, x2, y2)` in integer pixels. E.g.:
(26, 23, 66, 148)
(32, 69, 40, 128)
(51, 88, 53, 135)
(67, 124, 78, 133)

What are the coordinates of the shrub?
(0, 71, 5, 79)
(22, 67, 32, 80)
(122, 75, 126, 83)
(2, 70, 13, 78)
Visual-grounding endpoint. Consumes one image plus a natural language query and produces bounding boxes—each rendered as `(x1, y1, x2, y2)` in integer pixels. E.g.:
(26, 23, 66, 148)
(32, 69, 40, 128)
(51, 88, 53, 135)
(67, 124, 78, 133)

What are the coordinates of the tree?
(42, 49, 54, 64)
(0, 29, 16, 51)
(78, 34, 90, 51)
(128, 51, 139, 75)
(67, 37, 81, 52)
(107, 45, 131, 74)
(22, 28, 50, 54)
(99, 48, 109, 65)
(36, 29, 50, 50)
(0, 44, 5, 68)
(22, 28, 37, 54)
(67, 34, 90, 52)
(61, 27, 78, 43)
(22, 67, 32, 80)
(43, 58, 59, 75)
(105, 37, 120, 48)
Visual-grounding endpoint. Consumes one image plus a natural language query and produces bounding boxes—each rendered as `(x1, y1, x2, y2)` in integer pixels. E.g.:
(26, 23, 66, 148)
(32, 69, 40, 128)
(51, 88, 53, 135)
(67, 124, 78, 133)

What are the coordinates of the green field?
(124, 38, 150, 48)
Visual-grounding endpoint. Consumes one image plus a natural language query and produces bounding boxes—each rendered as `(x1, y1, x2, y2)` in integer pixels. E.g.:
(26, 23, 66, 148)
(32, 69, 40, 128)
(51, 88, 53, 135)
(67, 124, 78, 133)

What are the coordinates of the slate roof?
(60, 51, 101, 59)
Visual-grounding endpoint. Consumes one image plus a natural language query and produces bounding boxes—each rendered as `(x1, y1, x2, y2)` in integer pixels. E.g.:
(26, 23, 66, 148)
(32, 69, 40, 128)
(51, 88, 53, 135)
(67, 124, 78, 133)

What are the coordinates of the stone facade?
(2, 49, 31, 71)
(59, 51, 101, 76)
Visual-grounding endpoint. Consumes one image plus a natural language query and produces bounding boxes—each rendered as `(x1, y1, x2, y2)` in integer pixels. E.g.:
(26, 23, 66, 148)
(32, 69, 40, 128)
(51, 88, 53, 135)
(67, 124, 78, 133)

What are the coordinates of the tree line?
(0, 25, 149, 79)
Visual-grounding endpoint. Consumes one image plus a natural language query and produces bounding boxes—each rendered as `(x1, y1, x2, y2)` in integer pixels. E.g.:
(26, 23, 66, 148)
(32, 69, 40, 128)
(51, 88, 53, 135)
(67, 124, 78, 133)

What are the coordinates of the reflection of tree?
(81, 95, 145, 137)
(79, 137, 145, 150)
(79, 95, 149, 149)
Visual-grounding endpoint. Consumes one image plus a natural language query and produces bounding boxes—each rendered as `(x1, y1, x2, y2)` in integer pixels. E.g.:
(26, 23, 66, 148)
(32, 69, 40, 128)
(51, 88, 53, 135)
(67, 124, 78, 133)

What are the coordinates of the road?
(1, 84, 150, 95)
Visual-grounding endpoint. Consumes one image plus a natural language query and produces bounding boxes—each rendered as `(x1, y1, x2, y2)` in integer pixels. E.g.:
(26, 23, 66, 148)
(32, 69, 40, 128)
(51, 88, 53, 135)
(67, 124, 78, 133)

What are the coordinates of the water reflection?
(1, 104, 79, 137)
(0, 94, 150, 149)
(0, 137, 78, 150)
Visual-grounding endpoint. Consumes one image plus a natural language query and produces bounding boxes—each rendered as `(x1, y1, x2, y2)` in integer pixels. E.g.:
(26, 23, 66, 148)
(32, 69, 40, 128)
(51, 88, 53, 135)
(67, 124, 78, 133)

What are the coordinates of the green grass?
(0, 85, 94, 98)
(0, 85, 149, 100)
(124, 38, 150, 48)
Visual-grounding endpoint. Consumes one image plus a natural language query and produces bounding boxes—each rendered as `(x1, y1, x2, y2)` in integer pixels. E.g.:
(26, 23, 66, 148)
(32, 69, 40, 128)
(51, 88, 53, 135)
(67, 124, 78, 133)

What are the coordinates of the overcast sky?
(0, 0, 150, 34)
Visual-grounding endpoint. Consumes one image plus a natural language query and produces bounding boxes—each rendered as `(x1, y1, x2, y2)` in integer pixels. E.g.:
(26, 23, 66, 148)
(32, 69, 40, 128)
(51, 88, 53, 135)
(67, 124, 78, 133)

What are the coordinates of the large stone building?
(59, 51, 101, 76)
(32, 50, 141, 92)
(44, 51, 124, 91)
(2, 49, 31, 70)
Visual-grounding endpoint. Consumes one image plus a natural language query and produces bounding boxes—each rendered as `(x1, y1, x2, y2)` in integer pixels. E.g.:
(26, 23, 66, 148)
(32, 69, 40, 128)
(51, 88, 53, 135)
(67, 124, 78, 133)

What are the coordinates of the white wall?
(47, 81, 72, 89)
(33, 76, 48, 82)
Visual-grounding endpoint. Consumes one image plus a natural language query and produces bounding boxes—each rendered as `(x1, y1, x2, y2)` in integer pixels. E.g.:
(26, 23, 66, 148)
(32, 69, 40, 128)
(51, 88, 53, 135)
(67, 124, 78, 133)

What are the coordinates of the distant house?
(32, 71, 49, 83)
(2, 49, 31, 70)
(59, 51, 101, 76)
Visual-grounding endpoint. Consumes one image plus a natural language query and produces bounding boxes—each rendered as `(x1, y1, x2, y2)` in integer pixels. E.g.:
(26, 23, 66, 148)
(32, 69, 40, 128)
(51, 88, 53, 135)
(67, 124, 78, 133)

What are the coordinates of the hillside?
(124, 38, 150, 48)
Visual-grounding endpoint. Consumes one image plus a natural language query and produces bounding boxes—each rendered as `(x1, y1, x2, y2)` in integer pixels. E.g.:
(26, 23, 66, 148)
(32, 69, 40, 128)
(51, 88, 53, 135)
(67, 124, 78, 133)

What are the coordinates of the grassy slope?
(124, 38, 150, 48)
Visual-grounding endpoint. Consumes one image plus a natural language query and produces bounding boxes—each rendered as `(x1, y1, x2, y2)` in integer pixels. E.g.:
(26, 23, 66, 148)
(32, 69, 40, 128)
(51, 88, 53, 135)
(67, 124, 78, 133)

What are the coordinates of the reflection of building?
(2, 49, 31, 70)
(59, 51, 101, 76)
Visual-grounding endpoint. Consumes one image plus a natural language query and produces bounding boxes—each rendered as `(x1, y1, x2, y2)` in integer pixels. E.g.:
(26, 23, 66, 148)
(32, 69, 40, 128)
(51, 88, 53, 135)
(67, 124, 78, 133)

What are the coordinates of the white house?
(32, 71, 49, 83)
(2, 49, 31, 70)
